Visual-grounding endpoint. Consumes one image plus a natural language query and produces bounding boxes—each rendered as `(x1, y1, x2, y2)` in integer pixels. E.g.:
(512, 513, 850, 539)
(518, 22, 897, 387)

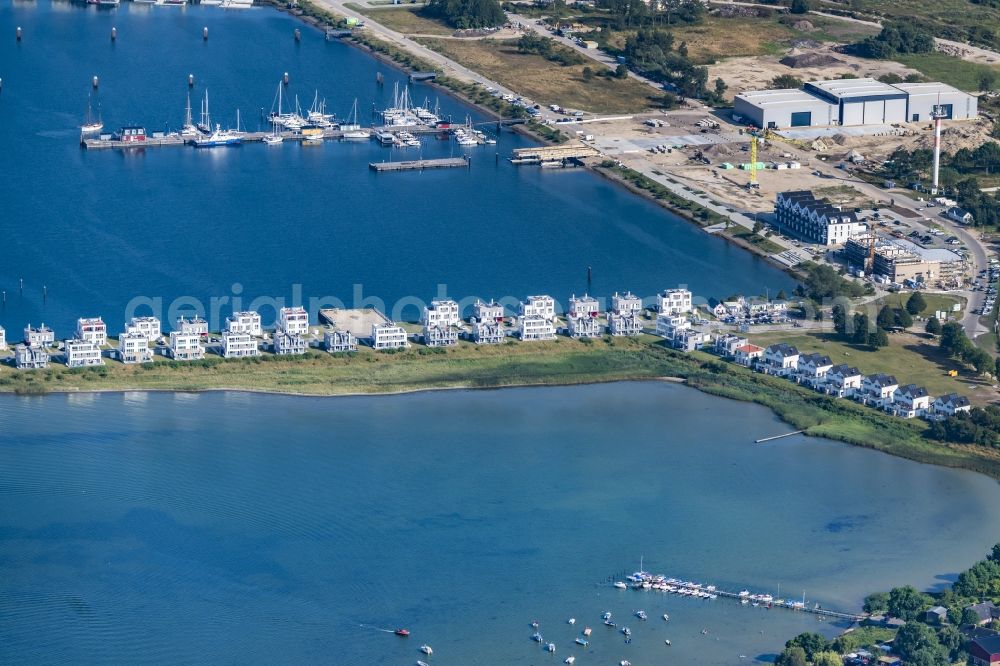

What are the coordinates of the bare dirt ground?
(709, 44, 922, 98)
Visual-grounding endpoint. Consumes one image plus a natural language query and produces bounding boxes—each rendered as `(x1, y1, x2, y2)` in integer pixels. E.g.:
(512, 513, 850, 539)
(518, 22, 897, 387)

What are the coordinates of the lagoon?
(2, 382, 1000, 664)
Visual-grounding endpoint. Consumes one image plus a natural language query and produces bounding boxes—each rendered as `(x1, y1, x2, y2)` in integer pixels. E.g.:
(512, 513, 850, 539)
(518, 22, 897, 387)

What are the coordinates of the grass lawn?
(728, 225, 786, 254)
(878, 292, 965, 318)
(894, 53, 1000, 92)
(414, 38, 661, 113)
(750, 329, 996, 405)
(345, 5, 455, 36)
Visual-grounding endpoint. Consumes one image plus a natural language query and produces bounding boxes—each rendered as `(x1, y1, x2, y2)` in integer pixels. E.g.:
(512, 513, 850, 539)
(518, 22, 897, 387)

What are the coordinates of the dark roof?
(800, 352, 833, 366)
(972, 635, 1000, 657)
(898, 384, 929, 398)
(767, 343, 799, 356)
(967, 601, 998, 622)
(830, 364, 861, 376)
(938, 393, 971, 407)
(867, 373, 898, 387)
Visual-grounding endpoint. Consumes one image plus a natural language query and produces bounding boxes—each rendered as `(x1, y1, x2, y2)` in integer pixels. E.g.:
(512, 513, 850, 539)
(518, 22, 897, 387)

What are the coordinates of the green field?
(878, 292, 965, 319)
(345, 5, 455, 36)
(894, 52, 1000, 92)
(849, 0, 1000, 45)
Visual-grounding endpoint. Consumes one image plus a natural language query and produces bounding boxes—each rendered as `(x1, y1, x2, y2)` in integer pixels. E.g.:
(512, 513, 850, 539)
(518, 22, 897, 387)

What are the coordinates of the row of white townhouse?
(720, 338, 972, 420)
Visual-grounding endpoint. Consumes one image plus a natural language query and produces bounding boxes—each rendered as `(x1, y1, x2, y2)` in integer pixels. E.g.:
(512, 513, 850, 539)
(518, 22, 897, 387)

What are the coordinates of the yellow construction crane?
(746, 127, 773, 190)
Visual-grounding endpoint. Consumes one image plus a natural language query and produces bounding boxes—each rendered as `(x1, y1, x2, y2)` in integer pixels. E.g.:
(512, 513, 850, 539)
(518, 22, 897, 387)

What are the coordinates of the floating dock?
(369, 156, 470, 172)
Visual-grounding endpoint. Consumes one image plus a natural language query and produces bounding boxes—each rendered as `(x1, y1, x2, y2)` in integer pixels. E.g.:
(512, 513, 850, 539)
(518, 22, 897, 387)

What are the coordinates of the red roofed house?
(970, 635, 1000, 666)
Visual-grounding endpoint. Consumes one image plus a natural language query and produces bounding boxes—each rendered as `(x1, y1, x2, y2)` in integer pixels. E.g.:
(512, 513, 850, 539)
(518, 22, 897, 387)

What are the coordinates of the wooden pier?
(369, 156, 470, 172)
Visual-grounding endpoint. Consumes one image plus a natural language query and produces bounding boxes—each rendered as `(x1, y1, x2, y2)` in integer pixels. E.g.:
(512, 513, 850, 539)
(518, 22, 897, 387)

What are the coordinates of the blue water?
(0, 1, 792, 336)
(2, 383, 999, 665)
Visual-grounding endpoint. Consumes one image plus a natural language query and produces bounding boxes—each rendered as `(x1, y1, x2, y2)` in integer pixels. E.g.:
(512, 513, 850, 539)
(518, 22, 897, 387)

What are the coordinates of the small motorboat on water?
(604, 620, 617, 628)
(575, 638, 589, 646)
(417, 662, 430, 666)
(621, 661, 632, 666)
(531, 632, 543, 643)
(602, 611, 612, 621)
(545, 643, 556, 653)
(395, 628, 410, 637)
(635, 610, 647, 620)
(567, 618, 576, 625)
(613, 581, 627, 589)
(564, 658, 575, 665)
(621, 626, 631, 637)
(420, 645, 433, 655)
(582, 627, 592, 636)
(665, 639, 672, 646)
(531, 620, 539, 628)
(663, 613, 670, 621)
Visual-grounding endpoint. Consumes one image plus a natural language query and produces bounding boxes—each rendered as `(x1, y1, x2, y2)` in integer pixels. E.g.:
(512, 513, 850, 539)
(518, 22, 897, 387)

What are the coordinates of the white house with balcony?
(734, 343, 765, 367)
(168, 331, 205, 361)
(520, 295, 556, 321)
(372, 322, 408, 350)
(65, 338, 104, 368)
(655, 313, 690, 339)
(474, 299, 505, 323)
(930, 393, 972, 420)
(824, 364, 862, 397)
(761, 343, 799, 376)
(612, 291, 643, 317)
(423, 323, 458, 347)
(118, 331, 152, 364)
(520, 314, 555, 341)
(278, 307, 309, 336)
(891, 384, 932, 418)
(423, 299, 461, 329)
(0, 325, 6, 351)
(715, 334, 749, 357)
(225, 311, 262, 337)
(324, 328, 357, 353)
(472, 320, 506, 344)
(858, 373, 898, 408)
(76, 317, 107, 347)
(567, 294, 601, 339)
(176, 316, 209, 337)
(607, 311, 643, 336)
(273, 328, 307, 355)
(658, 288, 692, 315)
(24, 323, 54, 348)
(14, 344, 48, 369)
(671, 328, 710, 352)
(127, 316, 161, 341)
(221, 331, 260, 358)
(795, 352, 833, 388)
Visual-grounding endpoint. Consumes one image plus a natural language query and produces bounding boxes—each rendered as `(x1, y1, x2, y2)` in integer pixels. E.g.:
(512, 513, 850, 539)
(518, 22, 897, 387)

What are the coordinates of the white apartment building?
(221, 331, 260, 358)
(567, 294, 601, 338)
(824, 364, 862, 398)
(607, 312, 643, 336)
(657, 288, 692, 315)
(168, 331, 205, 361)
(423, 299, 461, 328)
(372, 322, 408, 350)
(225, 311, 262, 337)
(611, 291, 644, 317)
(278, 307, 309, 336)
(472, 320, 506, 344)
(474, 299, 505, 323)
(273, 329, 307, 355)
(520, 314, 556, 341)
(0, 325, 6, 351)
(76, 317, 107, 346)
(65, 338, 104, 368)
(118, 331, 152, 364)
(858, 373, 898, 408)
(655, 313, 690, 338)
(324, 328, 357, 353)
(15, 344, 48, 369)
(761, 343, 800, 376)
(423, 323, 458, 347)
(127, 316, 161, 341)
(176, 316, 209, 336)
(520, 295, 556, 321)
(24, 323, 54, 348)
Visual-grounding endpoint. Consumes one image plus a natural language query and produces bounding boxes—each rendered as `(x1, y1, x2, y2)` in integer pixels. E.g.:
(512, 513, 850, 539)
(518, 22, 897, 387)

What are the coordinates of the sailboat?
(81, 94, 103, 134)
(340, 99, 370, 139)
(197, 89, 212, 134)
(193, 108, 243, 147)
(263, 114, 283, 145)
(181, 91, 200, 138)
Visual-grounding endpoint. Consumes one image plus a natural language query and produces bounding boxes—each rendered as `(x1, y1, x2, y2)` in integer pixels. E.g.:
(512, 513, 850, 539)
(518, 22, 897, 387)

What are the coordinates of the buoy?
(16, 26, 23, 42)
(294, 28, 301, 42)
(93, 75, 99, 88)
(43, 285, 47, 301)
(203, 26, 209, 40)
(188, 73, 195, 87)
(283, 71, 289, 85)
(111, 27, 117, 41)
(0, 78, 3, 92)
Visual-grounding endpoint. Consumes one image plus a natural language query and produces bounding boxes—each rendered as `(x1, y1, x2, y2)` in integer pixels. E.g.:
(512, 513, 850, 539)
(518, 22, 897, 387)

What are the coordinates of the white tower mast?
(931, 98, 947, 195)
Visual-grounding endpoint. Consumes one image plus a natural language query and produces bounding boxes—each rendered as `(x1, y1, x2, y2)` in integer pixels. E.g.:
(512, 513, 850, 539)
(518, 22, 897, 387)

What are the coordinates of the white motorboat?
(420, 645, 433, 655)
(567, 618, 576, 625)
(531, 632, 543, 642)
(564, 658, 575, 665)
(545, 643, 556, 652)
(613, 581, 627, 590)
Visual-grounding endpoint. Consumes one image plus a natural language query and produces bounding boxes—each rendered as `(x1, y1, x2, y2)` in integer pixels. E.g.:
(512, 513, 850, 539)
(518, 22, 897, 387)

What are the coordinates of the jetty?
(609, 570, 866, 623)
(369, 156, 470, 172)
(510, 142, 599, 165)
